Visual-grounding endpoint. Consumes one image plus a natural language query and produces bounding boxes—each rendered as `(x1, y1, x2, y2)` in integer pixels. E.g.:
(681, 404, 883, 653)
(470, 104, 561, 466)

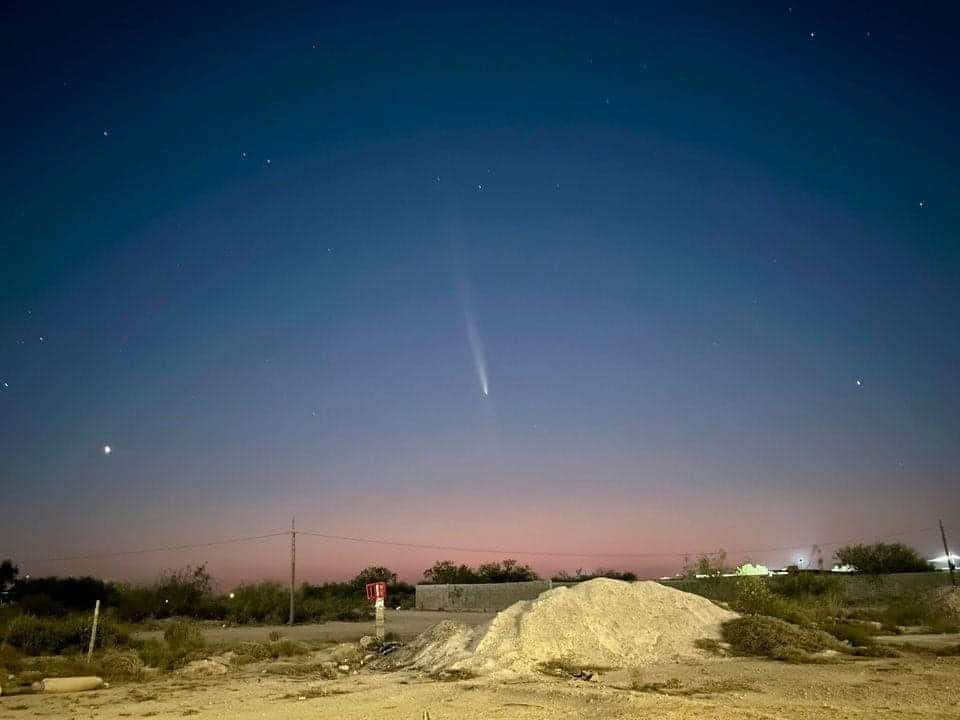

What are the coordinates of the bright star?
(103, 445, 112, 455)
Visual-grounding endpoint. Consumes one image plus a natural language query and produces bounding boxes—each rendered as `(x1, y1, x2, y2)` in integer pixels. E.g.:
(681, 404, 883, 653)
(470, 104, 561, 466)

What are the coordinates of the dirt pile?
(398, 578, 737, 677)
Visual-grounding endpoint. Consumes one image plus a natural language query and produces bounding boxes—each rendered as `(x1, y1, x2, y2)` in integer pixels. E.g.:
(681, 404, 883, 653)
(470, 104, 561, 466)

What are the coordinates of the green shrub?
(823, 620, 877, 647)
(769, 573, 843, 600)
(225, 582, 288, 624)
(721, 615, 841, 662)
(2, 614, 130, 655)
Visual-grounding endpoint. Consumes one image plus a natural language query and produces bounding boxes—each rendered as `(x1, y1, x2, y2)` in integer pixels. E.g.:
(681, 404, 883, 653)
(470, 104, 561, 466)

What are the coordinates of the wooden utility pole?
(939, 519, 956, 587)
(86, 599, 100, 661)
(289, 516, 297, 624)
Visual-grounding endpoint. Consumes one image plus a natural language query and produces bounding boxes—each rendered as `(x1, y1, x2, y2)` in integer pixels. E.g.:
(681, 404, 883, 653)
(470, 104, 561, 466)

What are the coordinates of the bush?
(835, 543, 931, 575)
(162, 620, 205, 651)
(225, 582, 288, 624)
(721, 615, 841, 662)
(769, 573, 843, 600)
(3, 614, 130, 655)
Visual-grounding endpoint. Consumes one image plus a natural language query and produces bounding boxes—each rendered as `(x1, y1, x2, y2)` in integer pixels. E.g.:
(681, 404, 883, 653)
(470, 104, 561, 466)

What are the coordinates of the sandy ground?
(3, 653, 958, 719)
(135, 611, 496, 645)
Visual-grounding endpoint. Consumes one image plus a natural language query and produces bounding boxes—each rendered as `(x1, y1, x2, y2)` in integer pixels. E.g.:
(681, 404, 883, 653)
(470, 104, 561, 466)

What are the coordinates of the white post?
(86, 600, 100, 661)
(375, 597, 385, 640)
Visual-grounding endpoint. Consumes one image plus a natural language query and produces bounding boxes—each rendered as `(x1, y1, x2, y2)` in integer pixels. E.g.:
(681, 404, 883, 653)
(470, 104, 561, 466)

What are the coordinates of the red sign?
(365, 581, 387, 601)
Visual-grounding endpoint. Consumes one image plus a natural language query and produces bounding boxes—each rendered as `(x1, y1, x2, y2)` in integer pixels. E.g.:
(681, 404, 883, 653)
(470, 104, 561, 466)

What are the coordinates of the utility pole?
(939, 519, 956, 587)
(289, 516, 297, 624)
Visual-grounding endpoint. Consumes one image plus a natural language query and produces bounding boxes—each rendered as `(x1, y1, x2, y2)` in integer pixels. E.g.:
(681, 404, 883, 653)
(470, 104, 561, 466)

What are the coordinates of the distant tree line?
(0, 560, 414, 624)
(421, 559, 539, 584)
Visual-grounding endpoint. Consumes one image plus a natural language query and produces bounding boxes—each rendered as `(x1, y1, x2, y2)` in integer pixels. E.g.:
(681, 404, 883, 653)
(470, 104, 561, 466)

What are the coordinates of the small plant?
(721, 615, 841, 663)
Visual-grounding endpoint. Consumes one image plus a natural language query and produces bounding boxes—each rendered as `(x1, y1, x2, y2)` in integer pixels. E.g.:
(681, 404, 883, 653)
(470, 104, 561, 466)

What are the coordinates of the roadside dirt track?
(135, 610, 496, 645)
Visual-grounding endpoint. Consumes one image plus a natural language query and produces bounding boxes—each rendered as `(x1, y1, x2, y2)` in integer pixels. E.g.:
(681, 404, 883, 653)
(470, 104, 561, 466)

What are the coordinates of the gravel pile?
(399, 578, 736, 677)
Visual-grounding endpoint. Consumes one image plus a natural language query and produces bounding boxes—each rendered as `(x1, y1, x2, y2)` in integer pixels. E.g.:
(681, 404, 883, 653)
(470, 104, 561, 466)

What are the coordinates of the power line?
(28, 531, 289, 563)
(297, 525, 940, 561)
(14, 524, 946, 565)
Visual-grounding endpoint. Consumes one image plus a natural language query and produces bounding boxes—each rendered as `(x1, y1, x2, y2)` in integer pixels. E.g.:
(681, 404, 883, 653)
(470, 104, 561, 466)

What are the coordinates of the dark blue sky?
(1, 1, 958, 582)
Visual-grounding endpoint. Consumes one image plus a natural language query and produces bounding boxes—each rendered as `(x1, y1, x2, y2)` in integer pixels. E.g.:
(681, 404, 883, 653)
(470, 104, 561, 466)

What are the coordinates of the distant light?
(229, 592, 236, 600)
(103, 445, 112, 455)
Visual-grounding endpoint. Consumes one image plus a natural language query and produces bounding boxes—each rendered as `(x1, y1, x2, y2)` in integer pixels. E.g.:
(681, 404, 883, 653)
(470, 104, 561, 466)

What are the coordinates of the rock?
(338, 664, 350, 673)
(359, 635, 378, 650)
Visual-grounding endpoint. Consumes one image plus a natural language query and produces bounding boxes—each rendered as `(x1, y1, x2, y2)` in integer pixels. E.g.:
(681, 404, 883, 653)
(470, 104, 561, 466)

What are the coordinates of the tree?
(687, 549, 729, 578)
(834, 543, 931, 575)
(476, 559, 538, 583)
(351, 566, 397, 591)
(422, 561, 478, 584)
(1, 559, 18, 591)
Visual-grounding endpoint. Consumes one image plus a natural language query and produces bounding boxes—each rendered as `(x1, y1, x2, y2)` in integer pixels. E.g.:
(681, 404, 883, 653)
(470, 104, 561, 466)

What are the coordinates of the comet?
(465, 309, 489, 397)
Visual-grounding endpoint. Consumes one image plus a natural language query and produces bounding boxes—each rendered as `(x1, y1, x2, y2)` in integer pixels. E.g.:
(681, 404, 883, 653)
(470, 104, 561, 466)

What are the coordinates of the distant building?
(736, 564, 771, 576)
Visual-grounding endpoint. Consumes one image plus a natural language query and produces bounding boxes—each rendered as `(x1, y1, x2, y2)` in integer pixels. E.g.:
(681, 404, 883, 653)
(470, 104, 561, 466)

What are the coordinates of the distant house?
(736, 564, 771, 576)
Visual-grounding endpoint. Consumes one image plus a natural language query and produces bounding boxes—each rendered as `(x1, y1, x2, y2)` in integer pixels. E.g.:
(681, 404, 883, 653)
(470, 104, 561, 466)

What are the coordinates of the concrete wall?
(661, 571, 953, 602)
(415, 580, 553, 611)
(416, 572, 953, 612)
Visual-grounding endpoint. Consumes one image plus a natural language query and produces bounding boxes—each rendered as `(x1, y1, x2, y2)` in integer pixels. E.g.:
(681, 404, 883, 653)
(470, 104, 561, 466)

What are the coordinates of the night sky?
(2, 1, 958, 584)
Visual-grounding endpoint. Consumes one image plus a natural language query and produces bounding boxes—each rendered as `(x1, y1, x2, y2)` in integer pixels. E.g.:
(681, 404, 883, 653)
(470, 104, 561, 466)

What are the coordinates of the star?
(103, 130, 109, 137)
(855, 378, 862, 387)
(918, 200, 925, 208)
(103, 445, 112, 455)
(809, 32, 815, 39)
(241, 152, 247, 158)
(2, 381, 8, 389)
(477, 184, 483, 191)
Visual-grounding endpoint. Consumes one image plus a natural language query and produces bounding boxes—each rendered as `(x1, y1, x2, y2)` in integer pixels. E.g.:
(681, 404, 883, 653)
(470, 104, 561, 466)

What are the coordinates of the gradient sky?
(1, 1, 958, 585)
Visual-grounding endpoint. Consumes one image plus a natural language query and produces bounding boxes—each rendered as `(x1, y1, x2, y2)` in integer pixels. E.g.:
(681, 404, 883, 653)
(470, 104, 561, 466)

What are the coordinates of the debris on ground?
(31, 676, 105, 693)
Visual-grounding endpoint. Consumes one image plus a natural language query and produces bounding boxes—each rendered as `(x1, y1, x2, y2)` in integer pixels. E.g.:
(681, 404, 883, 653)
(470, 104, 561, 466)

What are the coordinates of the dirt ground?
(3, 652, 958, 719)
(135, 611, 496, 645)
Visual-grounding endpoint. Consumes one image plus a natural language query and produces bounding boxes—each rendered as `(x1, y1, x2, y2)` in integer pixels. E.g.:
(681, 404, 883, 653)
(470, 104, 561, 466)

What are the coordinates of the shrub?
(225, 582, 288, 624)
(162, 620, 205, 652)
(721, 615, 841, 662)
(769, 573, 843, 600)
(834, 543, 931, 575)
(3, 614, 130, 655)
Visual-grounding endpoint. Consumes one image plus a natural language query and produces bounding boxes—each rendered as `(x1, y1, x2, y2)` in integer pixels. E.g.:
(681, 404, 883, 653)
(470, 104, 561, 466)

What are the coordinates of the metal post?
(86, 599, 100, 661)
(940, 519, 956, 587)
(375, 597, 385, 640)
(289, 516, 297, 624)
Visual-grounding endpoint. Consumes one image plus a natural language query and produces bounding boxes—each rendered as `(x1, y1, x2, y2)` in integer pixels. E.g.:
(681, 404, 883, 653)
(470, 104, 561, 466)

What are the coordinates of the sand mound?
(404, 579, 737, 677)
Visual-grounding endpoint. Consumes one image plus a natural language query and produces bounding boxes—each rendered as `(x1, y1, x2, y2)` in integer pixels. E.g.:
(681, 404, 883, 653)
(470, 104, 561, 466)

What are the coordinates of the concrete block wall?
(415, 580, 553, 611)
